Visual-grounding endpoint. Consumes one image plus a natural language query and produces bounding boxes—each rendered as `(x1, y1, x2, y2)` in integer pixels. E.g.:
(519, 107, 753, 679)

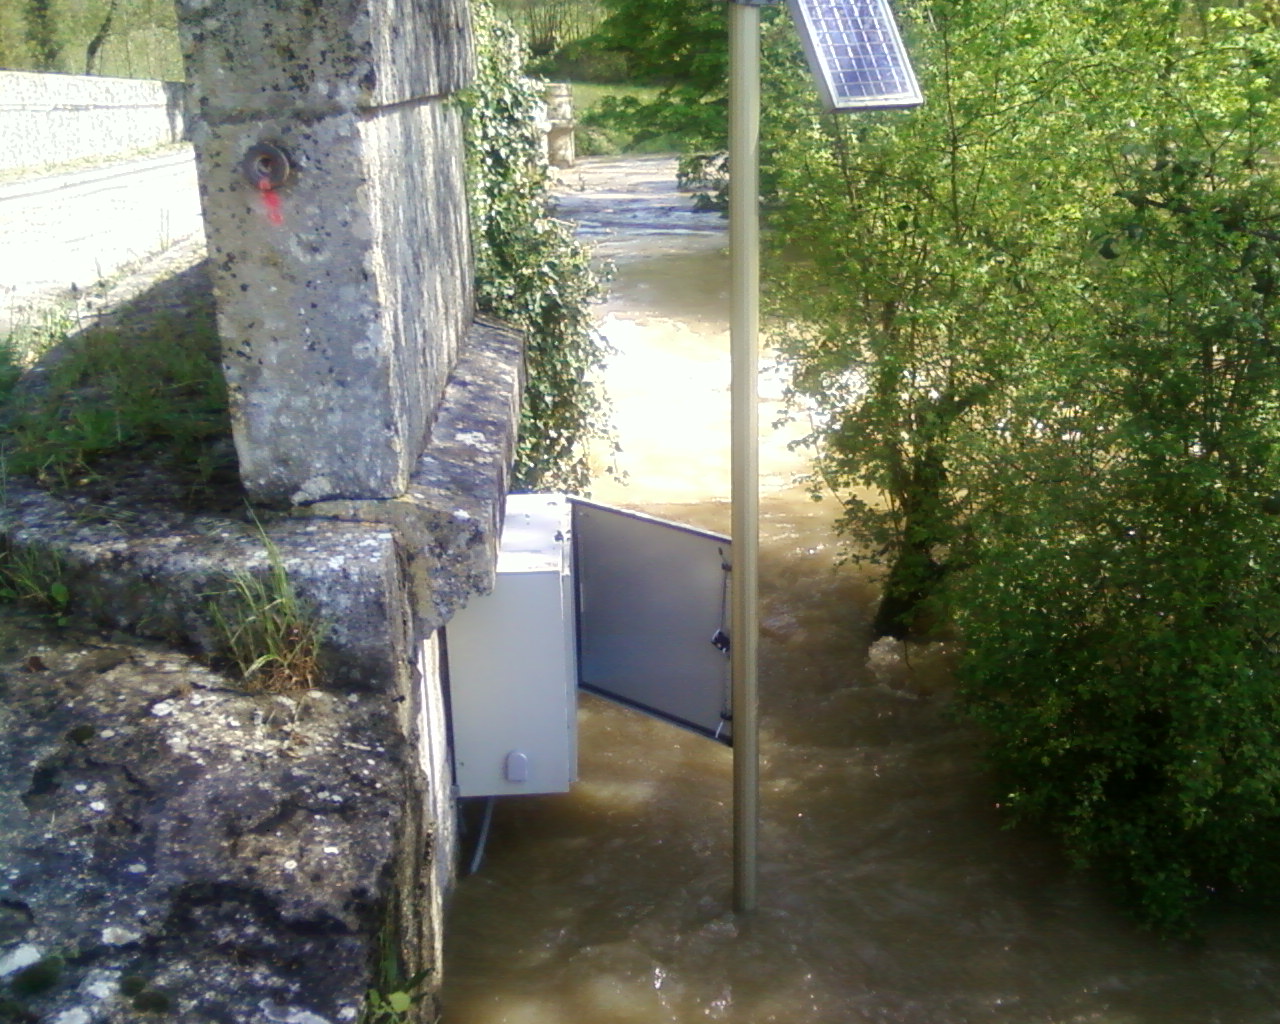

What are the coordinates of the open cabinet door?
(572, 499, 733, 745)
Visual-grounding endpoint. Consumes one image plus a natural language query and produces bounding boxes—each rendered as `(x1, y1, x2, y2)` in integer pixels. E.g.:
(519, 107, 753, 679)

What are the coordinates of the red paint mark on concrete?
(258, 179, 284, 226)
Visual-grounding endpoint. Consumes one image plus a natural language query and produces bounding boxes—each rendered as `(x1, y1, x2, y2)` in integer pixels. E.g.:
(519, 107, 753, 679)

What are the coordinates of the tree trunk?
(85, 0, 119, 75)
(872, 528, 946, 639)
(23, 0, 60, 71)
(873, 445, 950, 639)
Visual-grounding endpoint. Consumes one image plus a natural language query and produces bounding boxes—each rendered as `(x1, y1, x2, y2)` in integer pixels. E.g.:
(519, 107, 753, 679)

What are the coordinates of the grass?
(210, 530, 327, 694)
(570, 82, 661, 114)
(0, 295, 238, 505)
(0, 542, 72, 626)
(1, 298, 323, 691)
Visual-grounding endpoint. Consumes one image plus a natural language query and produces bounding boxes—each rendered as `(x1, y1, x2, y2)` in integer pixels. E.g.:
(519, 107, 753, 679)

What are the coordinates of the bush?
(955, 124, 1280, 932)
(577, 90, 727, 153)
(765, 0, 1280, 930)
(528, 38, 629, 83)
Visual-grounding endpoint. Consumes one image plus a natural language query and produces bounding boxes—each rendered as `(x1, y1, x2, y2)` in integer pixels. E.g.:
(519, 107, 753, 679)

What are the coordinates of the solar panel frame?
(785, 0, 923, 112)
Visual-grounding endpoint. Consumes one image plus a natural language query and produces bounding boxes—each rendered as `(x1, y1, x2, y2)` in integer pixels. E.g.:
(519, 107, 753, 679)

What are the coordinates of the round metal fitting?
(241, 143, 291, 190)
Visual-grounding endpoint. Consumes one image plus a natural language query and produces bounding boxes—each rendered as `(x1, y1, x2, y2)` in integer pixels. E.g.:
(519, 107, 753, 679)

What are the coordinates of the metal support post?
(729, 0, 761, 915)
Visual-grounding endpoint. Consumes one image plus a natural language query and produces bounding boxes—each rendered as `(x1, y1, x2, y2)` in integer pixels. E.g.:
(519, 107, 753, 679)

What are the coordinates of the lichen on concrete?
(0, 610, 411, 1022)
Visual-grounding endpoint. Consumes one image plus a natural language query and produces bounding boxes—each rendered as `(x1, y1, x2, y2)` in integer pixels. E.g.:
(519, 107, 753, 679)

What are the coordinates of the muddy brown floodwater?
(441, 155, 1280, 1024)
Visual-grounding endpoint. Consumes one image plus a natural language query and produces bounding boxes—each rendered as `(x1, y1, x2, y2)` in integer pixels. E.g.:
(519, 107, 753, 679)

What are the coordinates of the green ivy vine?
(463, 0, 612, 493)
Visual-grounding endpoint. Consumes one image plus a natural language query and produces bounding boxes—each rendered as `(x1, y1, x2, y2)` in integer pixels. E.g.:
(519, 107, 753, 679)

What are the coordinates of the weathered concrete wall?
(176, 0, 476, 504)
(0, 2, 524, 1020)
(0, 300, 524, 1024)
(0, 71, 187, 175)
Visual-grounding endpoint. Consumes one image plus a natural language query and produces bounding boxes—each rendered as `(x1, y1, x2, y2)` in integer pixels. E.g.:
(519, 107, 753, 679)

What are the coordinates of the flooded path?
(441, 155, 1280, 1024)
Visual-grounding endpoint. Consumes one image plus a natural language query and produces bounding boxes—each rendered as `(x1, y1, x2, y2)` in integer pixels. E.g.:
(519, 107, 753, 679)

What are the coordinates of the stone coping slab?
(299, 314, 524, 625)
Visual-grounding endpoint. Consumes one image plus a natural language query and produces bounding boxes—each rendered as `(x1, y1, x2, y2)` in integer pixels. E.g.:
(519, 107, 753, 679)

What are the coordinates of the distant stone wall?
(0, 70, 187, 175)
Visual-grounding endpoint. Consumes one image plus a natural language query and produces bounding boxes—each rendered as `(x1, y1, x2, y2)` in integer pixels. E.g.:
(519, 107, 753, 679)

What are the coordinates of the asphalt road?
(0, 146, 205, 335)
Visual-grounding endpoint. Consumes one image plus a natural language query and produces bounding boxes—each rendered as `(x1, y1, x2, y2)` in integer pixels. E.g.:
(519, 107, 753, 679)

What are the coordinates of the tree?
(84, 0, 119, 74)
(493, 0, 601, 57)
(769, 0, 1280, 928)
(2, 0, 182, 79)
(592, 0, 726, 91)
(23, 0, 61, 70)
(581, 0, 789, 150)
(954, 7, 1280, 930)
(765, 0, 1134, 636)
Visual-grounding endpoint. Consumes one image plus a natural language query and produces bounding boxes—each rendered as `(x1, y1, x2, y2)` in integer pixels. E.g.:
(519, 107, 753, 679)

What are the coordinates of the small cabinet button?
(504, 751, 530, 783)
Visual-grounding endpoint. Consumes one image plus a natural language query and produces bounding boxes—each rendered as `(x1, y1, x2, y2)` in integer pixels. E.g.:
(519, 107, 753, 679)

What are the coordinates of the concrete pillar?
(544, 82, 575, 168)
(174, 0, 475, 505)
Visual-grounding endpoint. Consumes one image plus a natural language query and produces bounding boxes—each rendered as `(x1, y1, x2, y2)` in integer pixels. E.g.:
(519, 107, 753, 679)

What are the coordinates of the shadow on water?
(443, 157, 1280, 1024)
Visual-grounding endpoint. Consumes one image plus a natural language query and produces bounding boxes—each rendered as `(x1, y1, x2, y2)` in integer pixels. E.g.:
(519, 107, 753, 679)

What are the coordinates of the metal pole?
(728, 0, 761, 915)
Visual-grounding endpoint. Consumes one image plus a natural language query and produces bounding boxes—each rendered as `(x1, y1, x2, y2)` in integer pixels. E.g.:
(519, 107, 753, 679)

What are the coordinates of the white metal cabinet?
(446, 494, 732, 799)
(446, 495, 577, 797)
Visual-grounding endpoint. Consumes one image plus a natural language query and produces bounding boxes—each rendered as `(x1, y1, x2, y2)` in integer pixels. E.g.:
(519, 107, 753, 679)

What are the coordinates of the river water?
(441, 155, 1280, 1024)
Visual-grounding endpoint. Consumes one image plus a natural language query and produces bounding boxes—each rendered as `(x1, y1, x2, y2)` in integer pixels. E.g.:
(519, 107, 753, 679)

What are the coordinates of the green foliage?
(1, 0, 181, 79)
(591, 0, 727, 93)
(361, 981, 428, 1024)
(464, 0, 611, 492)
(0, 543, 72, 625)
(360, 889, 430, 1024)
(492, 0, 602, 58)
(22, 0, 61, 70)
(767, 0, 1121, 636)
(0, 338, 29, 407)
(955, 42, 1280, 931)
(571, 0, 787, 151)
(768, 0, 1280, 928)
(529, 37, 628, 84)
(577, 89, 727, 154)
(210, 530, 326, 694)
(0, 310, 234, 500)
(568, 83, 665, 154)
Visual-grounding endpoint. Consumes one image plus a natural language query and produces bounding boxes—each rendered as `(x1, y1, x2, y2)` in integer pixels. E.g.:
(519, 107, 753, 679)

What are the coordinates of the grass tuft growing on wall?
(210, 533, 326, 695)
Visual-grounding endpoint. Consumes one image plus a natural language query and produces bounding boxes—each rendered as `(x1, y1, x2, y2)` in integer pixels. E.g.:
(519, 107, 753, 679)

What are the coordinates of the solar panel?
(785, 0, 923, 112)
